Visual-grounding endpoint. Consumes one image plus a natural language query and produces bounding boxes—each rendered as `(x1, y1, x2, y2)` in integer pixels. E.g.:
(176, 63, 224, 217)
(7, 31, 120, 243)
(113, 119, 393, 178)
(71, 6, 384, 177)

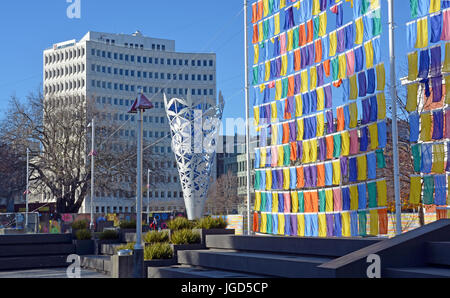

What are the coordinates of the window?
(209, 60, 213, 67)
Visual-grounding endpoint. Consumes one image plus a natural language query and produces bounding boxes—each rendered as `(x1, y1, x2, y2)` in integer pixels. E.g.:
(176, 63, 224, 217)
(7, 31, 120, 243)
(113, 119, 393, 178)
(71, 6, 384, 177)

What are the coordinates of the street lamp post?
(25, 148, 30, 228)
(88, 118, 96, 231)
(147, 169, 150, 225)
(129, 91, 154, 278)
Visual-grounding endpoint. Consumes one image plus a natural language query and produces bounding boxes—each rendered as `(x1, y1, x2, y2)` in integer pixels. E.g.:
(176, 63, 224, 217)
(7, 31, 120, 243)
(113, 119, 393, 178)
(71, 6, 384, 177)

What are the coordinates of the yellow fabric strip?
(364, 40, 374, 69)
(349, 185, 359, 211)
(264, 60, 270, 81)
(409, 176, 422, 205)
(408, 51, 418, 81)
(420, 112, 432, 142)
(260, 147, 267, 168)
(376, 63, 385, 91)
(369, 210, 379, 236)
(329, 31, 337, 57)
(341, 212, 351, 237)
(341, 131, 350, 156)
(338, 54, 347, 80)
(272, 192, 278, 213)
(355, 18, 364, 45)
(368, 123, 379, 150)
(429, 0, 440, 14)
(332, 160, 341, 185)
(349, 102, 358, 128)
(274, 13, 280, 35)
(377, 180, 387, 207)
(277, 145, 284, 167)
(295, 94, 303, 117)
(255, 191, 261, 211)
(432, 143, 445, 174)
(406, 83, 418, 112)
(301, 70, 308, 93)
(278, 214, 285, 235)
(275, 79, 282, 100)
(271, 102, 277, 123)
(297, 118, 304, 141)
(415, 18, 428, 49)
(281, 54, 288, 76)
(266, 169, 272, 190)
(377, 93, 386, 120)
(291, 191, 299, 213)
(318, 213, 327, 237)
(253, 106, 260, 127)
(310, 139, 318, 162)
(325, 189, 334, 212)
(317, 113, 325, 137)
(357, 155, 367, 181)
(319, 12, 327, 37)
(271, 124, 278, 145)
(310, 66, 317, 90)
(317, 87, 325, 111)
(349, 75, 358, 100)
(297, 214, 305, 237)
(254, 44, 259, 65)
(283, 168, 290, 190)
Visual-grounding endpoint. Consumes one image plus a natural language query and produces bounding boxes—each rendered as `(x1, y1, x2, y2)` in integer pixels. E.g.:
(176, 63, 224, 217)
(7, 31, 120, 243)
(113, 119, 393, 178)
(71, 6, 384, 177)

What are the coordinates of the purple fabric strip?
(317, 63, 324, 87)
(304, 166, 311, 188)
(337, 28, 346, 53)
(432, 75, 443, 103)
(324, 85, 332, 108)
(318, 137, 326, 161)
(326, 110, 334, 134)
(340, 156, 348, 179)
(326, 214, 334, 237)
(297, 141, 303, 161)
(294, 74, 301, 95)
(289, 120, 297, 142)
(307, 43, 315, 66)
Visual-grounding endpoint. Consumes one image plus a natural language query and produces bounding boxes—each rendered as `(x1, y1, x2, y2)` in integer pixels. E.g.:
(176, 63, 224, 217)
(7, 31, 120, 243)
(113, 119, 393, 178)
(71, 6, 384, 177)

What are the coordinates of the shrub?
(166, 217, 194, 231)
(71, 220, 88, 230)
(75, 229, 92, 240)
(194, 217, 227, 229)
(144, 242, 173, 260)
(114, 242, 135, 254)
(144, 230, 169, 244)
(170, 229, 201, 245)
(119, 220, 136, 229)
(98, 230, 119, 240)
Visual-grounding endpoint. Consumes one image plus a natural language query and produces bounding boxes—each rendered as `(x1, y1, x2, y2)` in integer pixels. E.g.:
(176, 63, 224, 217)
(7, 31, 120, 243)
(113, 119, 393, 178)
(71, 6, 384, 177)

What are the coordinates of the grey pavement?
(0, 267, 109, 278)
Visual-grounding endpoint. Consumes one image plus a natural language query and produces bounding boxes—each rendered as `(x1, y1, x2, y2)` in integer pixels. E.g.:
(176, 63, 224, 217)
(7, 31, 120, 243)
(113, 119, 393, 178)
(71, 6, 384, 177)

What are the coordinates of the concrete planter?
(73, 240, 95, 255)
(193, 228, 235, 245)
(170, 243, 205, 261)
(96, 221, 114, 232)
(94, 239, 121, 255)
(144, 258, 177, 278)
(119, 229, 136, 242)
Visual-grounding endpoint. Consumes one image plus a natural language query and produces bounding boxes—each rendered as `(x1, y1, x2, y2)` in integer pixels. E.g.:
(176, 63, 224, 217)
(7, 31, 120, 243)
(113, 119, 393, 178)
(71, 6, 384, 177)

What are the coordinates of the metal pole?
(243, 0, 252, 236)
(26, 148, 29, 228)
(90, 118, 95, 231)
(388, 0, 402, 235)
(133, 109, 144, 278)
(147, 169, 150, 225)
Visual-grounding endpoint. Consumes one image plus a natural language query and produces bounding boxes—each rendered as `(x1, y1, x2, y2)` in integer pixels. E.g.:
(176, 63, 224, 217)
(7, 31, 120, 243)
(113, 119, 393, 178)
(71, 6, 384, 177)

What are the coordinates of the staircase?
(384, 241, 450, 278)
(148, 235, 381, 278)
(0, 234, 76, 271)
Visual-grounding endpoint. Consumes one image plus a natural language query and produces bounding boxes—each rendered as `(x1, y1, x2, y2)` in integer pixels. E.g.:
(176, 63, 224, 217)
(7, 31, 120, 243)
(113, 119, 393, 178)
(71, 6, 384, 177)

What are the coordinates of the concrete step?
(427, 242, 450, 266)
(148, 265, 269, 278)
(0, 243, 75, 257)
(0, 234, 73, 245)
(0, 255, 71, 271)
(205, 235, 381, 258)
(177, 249, 334, 278)
(385, 266, 450, 278)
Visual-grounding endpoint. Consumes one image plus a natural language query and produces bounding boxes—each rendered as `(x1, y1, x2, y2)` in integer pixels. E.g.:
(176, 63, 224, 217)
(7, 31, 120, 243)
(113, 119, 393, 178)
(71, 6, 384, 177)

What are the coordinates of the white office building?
(40, 30, 217, 214)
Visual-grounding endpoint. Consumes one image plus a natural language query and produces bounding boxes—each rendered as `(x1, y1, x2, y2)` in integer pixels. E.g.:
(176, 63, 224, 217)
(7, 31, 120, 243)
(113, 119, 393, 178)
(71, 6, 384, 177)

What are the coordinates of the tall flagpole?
(244, 0, 252, 235)
(25, 148, 29, 228)
(90, 118, 95, 231)
(388, 0, 402, 235)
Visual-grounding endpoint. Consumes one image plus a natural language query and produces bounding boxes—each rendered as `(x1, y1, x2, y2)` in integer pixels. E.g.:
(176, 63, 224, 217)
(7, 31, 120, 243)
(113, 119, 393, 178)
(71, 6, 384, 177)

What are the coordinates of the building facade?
(38, 30, 217, 214)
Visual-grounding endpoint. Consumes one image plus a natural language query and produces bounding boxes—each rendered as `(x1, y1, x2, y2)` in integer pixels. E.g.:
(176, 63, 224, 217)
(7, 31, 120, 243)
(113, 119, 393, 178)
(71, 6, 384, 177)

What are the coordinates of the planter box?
(193, 228, 235, 245)
(170, 243, 205, 261)
(94, 239, 122, 255)
(96, 221, 114, 232)
(101, 243, 127, 256)
(119, 229, 136, 242)
(73, 240, 95, 255)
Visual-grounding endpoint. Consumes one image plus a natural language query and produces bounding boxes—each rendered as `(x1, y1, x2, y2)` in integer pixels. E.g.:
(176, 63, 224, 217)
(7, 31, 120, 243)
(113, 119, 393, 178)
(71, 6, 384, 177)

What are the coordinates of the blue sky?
(0, 0, 416, 125)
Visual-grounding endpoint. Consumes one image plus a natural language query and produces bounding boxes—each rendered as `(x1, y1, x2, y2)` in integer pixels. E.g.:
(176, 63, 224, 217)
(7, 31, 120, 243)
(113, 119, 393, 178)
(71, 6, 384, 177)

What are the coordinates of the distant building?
(35, 30, 217, 214)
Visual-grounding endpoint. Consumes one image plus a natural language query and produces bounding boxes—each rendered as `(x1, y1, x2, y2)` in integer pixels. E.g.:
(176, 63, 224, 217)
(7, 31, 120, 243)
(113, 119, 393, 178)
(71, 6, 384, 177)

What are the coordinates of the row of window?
(103, 40, 167, 52)
(91, 79, 214, 96)
(91, 63, 214, 81)
(44, 47, 85, 64)
(95, 190, 183, 199)
(96, 96, 212, 110)
(94, 205, 183, 214)
(45, 63, 85, 79)
(45, 80, 85, 94)
(91, 48, 214, 68)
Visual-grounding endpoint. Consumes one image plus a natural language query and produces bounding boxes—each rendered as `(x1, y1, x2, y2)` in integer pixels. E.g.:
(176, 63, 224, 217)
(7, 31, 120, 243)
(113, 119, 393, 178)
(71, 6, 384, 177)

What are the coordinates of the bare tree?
(206, 171, 242, 215)
(0, 89, 166, 214)
(0, 142, 27, 211)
